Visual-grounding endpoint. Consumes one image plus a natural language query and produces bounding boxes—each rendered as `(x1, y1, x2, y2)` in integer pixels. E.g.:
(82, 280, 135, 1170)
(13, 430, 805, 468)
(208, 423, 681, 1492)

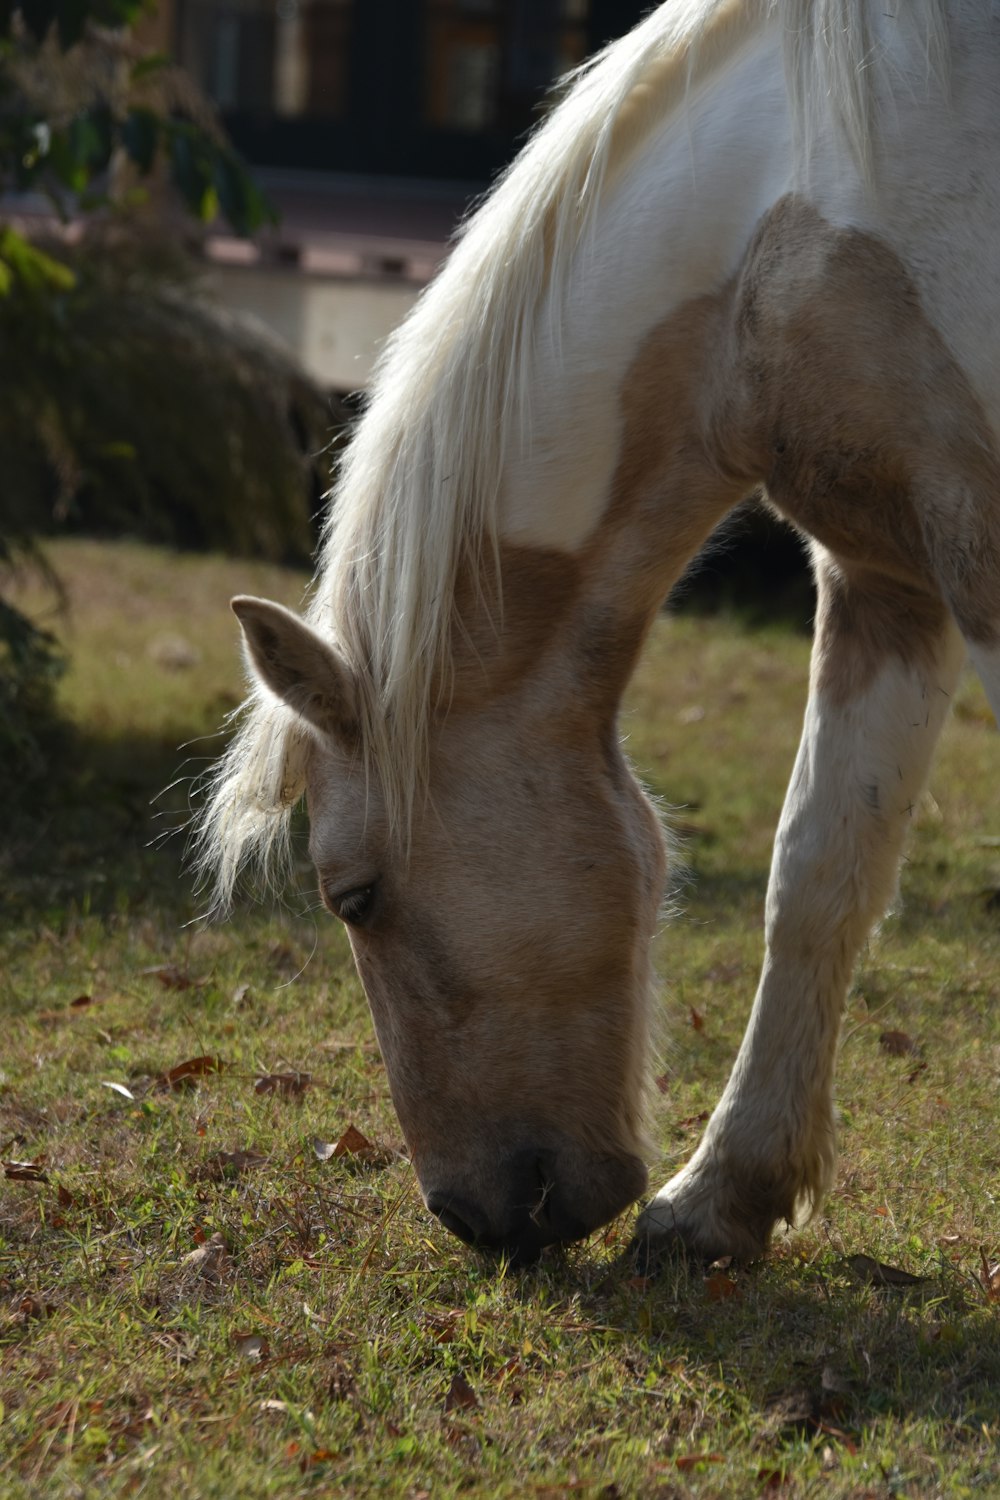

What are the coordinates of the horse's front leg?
(637, 554, 966, 1261)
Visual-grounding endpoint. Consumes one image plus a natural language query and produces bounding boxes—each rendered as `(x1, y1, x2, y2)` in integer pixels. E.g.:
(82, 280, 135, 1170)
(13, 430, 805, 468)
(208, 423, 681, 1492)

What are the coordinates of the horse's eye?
(326, 882, 377, 927)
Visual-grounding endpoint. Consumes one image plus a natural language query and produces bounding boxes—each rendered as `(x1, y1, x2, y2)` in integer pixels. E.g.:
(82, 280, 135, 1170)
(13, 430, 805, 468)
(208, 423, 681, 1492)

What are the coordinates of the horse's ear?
(231, 596, 360, 747)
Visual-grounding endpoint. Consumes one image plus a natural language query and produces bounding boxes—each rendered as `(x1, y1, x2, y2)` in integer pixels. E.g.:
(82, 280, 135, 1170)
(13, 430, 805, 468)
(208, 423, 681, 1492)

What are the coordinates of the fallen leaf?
(57, 1185, 74, 1208)
(844, 1253, 928, 1287)
(676, 1109, 710, 1134)
(141, 964, 207, 991)
(654, 1073, 670, 1094)
(704, 1273, 740, 1302)
(100, 1081, 136, 1101)
(324, 1125, 394, 1168)
(675, 1453, 724, 1471)
(18, 1294, 55, 1320)
(689, 1006, 705, 1032)
(234, 1333, 269, 1360)
(757, 1468, 788, 1491)
(163, 1056, 223, 1090)
(979, 1248, 1000, 1302)
(69, 994, 95, 1009)
(255, 1072, 312, 1099)
(4, 1159, 49, 1183)
(197, 1149, 266, 1180)
(879, 1029, 920, 1057)
(180, 1231, 229, 1282)
(443, 1373, 479, 1414)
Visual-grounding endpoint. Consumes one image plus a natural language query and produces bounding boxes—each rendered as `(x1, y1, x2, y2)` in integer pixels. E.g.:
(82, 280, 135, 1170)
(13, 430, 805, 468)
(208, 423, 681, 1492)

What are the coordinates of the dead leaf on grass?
(978, 1249, 1000, 1302)
(69, 994, 96, 1009)
(879, 1029, 920, 1057)
(443, 1373, 479, 1414)
(844, 1253, 928, 1288)
(4, 1159, 49, 1183)
(233, 1333, 270, 1360)
(180, 1232, 230, 1282)
(675, 1453, 724, 1472)
(100, 1081, 136, 1101)
(255, 1072, 312, 1099)
(689, 1006, 705, 1032)
(141, 964, 208, 992)
(316, 1125, 394, 1168)
(163, 1056, 224, 1091)
(704, 1272, 740, 1302)
(197, 1148, 266, 1180)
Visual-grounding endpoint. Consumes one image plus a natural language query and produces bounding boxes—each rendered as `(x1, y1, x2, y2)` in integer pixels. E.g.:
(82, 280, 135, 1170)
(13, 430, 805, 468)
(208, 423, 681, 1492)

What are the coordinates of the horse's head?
(232, 590, 666, 1263)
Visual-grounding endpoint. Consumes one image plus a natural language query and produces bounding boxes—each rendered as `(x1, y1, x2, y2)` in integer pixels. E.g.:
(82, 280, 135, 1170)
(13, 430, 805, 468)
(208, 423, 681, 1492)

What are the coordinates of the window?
(424, 0, 590, 134)
(178, 0, 355, 120)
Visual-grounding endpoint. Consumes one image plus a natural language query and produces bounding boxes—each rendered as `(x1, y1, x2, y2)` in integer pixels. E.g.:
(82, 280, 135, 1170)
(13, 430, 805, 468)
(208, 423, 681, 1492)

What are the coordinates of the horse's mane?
(193, 0, 950, 910)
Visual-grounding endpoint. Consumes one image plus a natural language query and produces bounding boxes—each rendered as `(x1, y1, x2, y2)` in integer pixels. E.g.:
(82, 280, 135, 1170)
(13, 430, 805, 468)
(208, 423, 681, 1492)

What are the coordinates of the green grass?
(1, 539, 998, 1497)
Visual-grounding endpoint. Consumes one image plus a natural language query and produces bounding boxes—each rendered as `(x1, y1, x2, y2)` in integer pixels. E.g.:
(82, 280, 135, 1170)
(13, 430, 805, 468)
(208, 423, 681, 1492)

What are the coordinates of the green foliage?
(0, 1, 275, 236)
(0, 0, 286, 778)
(0, 232, 340, 564)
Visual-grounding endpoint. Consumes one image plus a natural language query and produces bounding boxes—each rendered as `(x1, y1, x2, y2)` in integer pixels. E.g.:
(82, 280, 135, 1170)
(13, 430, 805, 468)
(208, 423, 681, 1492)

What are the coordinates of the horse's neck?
(497, 19, 790, 563)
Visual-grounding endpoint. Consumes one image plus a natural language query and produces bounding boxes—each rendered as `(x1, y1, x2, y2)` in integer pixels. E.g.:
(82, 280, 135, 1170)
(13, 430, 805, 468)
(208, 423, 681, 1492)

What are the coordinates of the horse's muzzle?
(424, 1146, 647, 1266)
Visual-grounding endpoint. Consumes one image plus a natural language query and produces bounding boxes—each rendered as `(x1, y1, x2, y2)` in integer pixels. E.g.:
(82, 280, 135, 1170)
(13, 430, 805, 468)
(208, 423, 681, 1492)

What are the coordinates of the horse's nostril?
(426, 1192, 488, 1247)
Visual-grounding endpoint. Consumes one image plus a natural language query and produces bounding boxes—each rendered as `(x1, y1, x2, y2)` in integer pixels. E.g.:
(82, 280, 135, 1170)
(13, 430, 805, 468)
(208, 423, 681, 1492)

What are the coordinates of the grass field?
(1, 539, 998, 1498)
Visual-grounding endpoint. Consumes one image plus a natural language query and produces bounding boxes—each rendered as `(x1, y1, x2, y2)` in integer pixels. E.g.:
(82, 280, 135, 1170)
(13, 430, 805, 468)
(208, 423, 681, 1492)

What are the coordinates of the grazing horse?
(196, 0, 1000, 1266)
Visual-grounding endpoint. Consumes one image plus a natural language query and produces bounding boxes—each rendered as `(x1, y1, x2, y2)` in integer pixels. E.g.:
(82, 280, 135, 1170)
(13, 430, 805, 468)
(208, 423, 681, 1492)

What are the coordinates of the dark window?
(175, 0, 646, 180)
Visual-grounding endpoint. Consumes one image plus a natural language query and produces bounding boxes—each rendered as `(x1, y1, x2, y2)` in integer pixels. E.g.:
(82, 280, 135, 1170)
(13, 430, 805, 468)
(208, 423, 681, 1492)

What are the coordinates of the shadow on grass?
(0, 723, 297, 929)
(520, 1239, 1000, 1444)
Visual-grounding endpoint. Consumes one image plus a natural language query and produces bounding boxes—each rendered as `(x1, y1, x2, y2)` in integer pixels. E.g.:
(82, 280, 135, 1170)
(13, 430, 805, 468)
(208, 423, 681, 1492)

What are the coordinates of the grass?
(1, 538, 998, 1498)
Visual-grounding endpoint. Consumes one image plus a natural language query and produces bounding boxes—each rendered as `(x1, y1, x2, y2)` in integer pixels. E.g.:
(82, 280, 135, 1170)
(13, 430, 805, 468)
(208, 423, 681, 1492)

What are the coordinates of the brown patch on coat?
(448, 196, 1000, 740)
(720, 196, 1000, 651)
(580, 193, 1000, 709)
(811, 555, 950, 707)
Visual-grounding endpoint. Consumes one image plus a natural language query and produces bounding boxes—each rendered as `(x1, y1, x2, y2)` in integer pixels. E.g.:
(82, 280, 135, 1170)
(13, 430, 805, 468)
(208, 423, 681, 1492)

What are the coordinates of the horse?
(194, 0, 1000, 1267)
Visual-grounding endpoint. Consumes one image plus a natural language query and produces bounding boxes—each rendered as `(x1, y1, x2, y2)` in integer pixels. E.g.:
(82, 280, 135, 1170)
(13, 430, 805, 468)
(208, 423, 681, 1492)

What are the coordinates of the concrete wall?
(205, 264, 421, 392)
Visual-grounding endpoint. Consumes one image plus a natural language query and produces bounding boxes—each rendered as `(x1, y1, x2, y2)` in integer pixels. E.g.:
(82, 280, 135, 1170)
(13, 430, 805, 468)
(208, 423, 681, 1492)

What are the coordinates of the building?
(166, 0, 649, 388)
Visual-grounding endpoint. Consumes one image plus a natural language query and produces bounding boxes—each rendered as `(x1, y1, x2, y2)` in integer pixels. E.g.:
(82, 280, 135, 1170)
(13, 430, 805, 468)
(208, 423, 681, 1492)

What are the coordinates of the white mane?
(193, 0, 950, 909)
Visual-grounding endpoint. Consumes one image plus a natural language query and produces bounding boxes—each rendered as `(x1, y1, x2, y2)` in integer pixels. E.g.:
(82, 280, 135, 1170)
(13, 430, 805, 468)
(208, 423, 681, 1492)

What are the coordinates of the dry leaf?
(141, 964, 207, 992)
(704, 1273, 740, 1302)
(255, 1072, 312, 1099)
(234, 1333, 269, 1360)
(443, 1373, 479, 1414)
(163, 1056, 223, 1090)
(197, 1149, 266, 1180)
(978, 1248, 1000, 1301)
(879, 1029, 920, 1057)
(69, 994, 95, 1009)
(675, 1453, 724, 1471)
(180, 1231, 229, 1282)
(325, 1125, 394, 1168)
(689, 1006, 705, 1032)
(4, 1159, 49, 1183)
(100, 1081, 136, 1101)
(844, 1253, 928, 1287)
